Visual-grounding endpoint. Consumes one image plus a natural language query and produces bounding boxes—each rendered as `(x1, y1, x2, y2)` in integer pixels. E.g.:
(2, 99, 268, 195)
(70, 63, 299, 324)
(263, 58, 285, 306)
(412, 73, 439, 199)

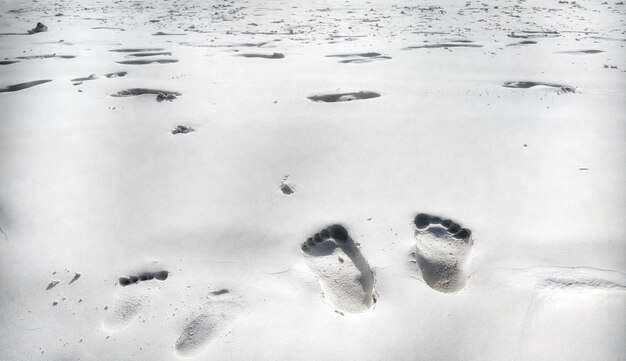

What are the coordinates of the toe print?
(301, 224, 376, 314)
(412, 213, 474, 293)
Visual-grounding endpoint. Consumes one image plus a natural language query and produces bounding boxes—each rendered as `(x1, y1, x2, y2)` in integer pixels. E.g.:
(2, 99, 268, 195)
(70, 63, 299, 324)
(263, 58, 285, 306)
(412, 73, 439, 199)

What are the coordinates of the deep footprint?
(413, 213, 473, 293)
(301, 224, 376, 313)
(175, 294, 242, 358)
(119, 270, 168, 286)
(308, 91, 380, 103)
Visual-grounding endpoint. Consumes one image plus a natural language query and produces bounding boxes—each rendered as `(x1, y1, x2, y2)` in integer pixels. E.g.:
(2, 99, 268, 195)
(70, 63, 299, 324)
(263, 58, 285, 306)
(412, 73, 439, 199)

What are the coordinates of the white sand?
(0, 0, 625, 360)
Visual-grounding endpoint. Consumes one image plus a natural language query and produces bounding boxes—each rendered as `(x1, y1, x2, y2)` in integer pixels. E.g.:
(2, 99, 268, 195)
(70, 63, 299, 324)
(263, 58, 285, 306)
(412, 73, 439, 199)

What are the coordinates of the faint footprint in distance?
(412, 213, 473, 293)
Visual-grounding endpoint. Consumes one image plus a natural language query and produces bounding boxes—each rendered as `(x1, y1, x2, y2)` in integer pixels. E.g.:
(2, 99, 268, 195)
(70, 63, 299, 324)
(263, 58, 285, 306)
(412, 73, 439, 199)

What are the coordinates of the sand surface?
(0, 0, 625, 360)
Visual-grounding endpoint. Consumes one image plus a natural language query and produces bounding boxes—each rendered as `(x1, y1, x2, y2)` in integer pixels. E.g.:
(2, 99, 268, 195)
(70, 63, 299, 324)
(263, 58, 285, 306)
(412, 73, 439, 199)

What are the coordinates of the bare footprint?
(301, 224, 376, 314)
(175, 294, 243, 358)
(412, 213, 473, 293)
(102, 290, 147, 332)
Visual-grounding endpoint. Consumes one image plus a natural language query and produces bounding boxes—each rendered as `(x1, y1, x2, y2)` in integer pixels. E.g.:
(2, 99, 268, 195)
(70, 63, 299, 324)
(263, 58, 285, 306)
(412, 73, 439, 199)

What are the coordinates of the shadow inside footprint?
(301, 224, 376, 313)
(116, 59, 178, 65)
(238, 52, 285, 59)
(403, 43, 482, 50)
(503, 81, 576, 93)
(110, 89, 181, 98)
(0, 79, 52, 93)
(413, 213, 473, 293)
(308, 91, 380, 103)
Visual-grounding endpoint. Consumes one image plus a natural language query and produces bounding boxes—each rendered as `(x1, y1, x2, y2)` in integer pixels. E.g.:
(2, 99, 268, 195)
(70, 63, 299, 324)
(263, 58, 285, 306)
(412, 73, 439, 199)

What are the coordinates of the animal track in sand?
(308, 91, 381, 103)
(116, 59, 178, 65)
(238, 52, 285, 59)
(326, 52, 391, 63)
(175, 293, 243, 358)
(0, 79, 52, 93)
(301, 224, 376, 314)
(503, 81, 576, 93)
(412, 213, 473, 293)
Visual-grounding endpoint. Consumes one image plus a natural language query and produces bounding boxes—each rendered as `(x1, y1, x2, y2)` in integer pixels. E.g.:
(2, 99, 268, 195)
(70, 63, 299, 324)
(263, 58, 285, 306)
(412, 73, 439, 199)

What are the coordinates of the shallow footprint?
(412, 213, 473, 293)
(301, 224, 375, 314)
(102, 290, 147, 332)
(175, 294, 242, 358)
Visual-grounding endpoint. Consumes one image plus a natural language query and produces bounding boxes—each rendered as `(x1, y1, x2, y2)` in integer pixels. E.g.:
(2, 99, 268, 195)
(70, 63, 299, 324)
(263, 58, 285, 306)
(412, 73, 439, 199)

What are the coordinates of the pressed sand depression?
(0, 0, 625, 360)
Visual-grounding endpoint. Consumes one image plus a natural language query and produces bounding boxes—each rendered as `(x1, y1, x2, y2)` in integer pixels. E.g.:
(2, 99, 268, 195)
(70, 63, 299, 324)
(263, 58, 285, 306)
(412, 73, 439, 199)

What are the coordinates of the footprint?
(238, 52, 285, 59)
(556, 49, 604, 55)
(104, 71, 127, 78)
(116, 59, 178, 65)
(102, 291, 147, 332)
(110, 88, 182, 98)
(109, 48, 165, 53)
(126, 51, 173, 57)
(308, 91, 380, 103)
(16, 54, 76, 60)
(326, 52, 391, 64)
(412, 213, 473, 293)
(403, 43, 482, 50)
(503, 81, 576, 93)
(118, 270, 168, 286)
(175, 294, 243, 358)
(0, 79, 52, 93)
(301, 224, 376, 314)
